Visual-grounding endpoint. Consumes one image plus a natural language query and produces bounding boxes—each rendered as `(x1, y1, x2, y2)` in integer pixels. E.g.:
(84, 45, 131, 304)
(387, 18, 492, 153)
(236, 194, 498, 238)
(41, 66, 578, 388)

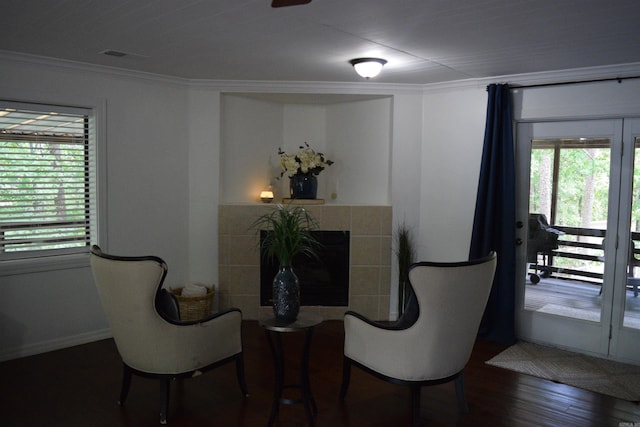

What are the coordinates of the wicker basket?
(168, 286, 214, 321)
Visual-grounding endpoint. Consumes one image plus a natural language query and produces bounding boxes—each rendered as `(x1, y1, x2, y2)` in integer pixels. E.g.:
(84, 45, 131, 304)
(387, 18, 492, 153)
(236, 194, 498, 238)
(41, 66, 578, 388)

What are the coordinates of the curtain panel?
(469, 83, 516, 345)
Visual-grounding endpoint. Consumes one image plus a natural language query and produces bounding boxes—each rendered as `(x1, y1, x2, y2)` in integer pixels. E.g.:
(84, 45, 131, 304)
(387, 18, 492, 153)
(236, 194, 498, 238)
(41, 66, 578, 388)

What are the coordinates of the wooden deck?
(524, 276, 640, 328)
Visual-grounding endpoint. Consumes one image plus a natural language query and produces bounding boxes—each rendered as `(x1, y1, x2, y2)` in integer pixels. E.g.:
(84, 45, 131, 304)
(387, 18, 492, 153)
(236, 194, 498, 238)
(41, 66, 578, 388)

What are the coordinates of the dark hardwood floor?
(1, 319, 638, 426)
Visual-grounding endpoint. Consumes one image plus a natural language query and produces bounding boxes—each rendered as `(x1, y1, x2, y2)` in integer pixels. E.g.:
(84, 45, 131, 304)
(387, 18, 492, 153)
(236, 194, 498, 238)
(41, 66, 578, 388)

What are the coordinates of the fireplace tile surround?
(218, 204, 392, 320)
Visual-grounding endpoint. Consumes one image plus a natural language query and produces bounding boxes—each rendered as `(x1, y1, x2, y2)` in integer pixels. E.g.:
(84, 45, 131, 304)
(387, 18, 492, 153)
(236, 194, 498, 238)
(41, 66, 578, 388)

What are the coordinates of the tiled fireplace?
(218, 204, 392, 320)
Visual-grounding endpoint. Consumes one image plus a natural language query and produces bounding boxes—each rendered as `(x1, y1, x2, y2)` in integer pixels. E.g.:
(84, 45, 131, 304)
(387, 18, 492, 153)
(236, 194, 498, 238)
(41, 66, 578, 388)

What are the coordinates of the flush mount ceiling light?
(271, 0, 311, 7)
(101, 49, 128, 58)
(349, 58, 387, 79)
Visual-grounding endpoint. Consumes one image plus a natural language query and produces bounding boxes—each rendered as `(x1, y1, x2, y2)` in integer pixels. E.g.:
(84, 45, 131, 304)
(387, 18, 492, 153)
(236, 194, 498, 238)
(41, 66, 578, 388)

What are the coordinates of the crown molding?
(421, 62, 640, 93)
(0, 50, 190, 87)
(188, 78, 424, 94)
(3, 49, 640, 95)
(0, 50, 423, 94)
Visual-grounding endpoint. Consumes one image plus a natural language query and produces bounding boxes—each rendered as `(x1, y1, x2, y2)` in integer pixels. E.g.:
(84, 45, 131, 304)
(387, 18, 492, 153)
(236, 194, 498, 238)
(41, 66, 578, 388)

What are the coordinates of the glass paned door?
(518, 118, 640, 365)
(516, 120, 623, 358)
(608, 120, 640, 363)
(624, 137, 640, 329)
(525, 137, 611, 322)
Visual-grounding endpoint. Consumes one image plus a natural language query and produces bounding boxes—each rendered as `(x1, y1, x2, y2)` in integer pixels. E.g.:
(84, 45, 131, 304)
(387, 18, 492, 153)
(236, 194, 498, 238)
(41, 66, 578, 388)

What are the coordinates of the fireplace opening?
(260, 230, 350, 307)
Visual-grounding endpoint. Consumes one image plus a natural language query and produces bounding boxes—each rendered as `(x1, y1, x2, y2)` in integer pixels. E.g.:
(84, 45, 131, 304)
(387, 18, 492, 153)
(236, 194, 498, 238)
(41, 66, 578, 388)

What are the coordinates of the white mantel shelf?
(281, 198, 326, 205)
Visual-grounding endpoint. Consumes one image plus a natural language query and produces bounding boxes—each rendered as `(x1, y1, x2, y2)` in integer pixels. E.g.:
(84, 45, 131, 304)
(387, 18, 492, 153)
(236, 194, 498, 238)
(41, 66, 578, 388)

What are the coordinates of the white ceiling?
(2, 0, 640, 85)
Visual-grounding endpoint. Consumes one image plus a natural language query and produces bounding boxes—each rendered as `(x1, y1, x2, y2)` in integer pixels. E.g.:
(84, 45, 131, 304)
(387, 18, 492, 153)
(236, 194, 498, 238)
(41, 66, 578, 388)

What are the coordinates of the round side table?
(259, 311, 323, 427)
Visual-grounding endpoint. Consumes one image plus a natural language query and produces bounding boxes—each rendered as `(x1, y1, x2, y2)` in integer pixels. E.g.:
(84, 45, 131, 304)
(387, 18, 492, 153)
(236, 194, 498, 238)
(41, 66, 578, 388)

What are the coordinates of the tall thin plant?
(252, 204, 320, 267)
(395, 222, 416, 316)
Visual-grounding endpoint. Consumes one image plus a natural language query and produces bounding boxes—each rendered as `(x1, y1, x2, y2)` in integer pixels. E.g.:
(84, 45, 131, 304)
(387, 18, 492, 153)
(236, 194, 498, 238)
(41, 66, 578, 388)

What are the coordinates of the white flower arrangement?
(278, 142, 334, 178)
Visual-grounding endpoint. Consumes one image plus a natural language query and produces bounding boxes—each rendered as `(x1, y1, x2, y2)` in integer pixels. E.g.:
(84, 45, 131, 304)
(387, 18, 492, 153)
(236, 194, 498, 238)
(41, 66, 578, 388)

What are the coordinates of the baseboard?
(0, 328, 112, 362)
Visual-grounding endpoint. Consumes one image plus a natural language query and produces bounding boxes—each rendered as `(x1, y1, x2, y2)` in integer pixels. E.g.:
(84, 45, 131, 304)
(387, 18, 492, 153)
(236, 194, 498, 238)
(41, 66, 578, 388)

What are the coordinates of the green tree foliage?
(530, 141, 611, 228)
(529, 140, 612, 273)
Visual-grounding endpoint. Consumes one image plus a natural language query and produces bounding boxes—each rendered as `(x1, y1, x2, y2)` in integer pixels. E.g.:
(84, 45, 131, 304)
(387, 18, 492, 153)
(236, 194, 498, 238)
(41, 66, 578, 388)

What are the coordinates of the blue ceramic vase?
(272, 265, 300, 322)
(290, 174, 317, 199)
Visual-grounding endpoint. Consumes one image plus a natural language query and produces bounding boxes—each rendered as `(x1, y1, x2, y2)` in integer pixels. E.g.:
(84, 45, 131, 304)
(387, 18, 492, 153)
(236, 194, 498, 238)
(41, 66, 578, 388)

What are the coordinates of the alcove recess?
(218, 93, 394, 320)
(219, 92, 393, 205)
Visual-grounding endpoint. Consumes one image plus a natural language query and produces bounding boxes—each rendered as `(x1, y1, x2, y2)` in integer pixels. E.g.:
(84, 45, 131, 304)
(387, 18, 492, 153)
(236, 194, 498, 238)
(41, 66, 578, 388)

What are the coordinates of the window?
(529, 137, 612, 283)
(0, 101, 97, 260)
(530, 138, 611, 227)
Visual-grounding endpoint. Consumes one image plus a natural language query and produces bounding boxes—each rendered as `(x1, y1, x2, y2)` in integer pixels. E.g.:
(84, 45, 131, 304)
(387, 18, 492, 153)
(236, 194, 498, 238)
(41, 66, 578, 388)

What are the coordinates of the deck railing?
(531, 225, 640, 285)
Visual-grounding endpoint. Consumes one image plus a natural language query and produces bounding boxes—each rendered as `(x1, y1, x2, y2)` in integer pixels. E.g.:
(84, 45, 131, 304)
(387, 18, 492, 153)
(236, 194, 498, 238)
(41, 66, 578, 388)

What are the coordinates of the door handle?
(516, 238, 523, 246)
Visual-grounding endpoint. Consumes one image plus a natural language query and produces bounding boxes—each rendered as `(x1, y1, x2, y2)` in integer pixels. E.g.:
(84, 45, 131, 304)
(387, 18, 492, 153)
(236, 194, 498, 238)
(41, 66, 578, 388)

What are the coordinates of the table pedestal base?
(260, 312, 323, 427)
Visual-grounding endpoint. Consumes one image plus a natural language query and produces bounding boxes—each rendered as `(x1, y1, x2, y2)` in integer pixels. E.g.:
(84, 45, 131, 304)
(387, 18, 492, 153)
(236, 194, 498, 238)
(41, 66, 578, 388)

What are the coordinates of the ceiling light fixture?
(349, 58, 387, 79)
(101, 49, 128, 58)
(271, 0, 311, 7)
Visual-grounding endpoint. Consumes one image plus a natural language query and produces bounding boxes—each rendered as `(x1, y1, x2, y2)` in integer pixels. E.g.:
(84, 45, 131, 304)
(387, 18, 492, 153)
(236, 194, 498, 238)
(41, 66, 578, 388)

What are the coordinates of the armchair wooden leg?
(160, 377, 171, 425)
(235, 353, 249, 397)
(410, 384, 421, 427)
(118, 364, 133, 406)
(454, 373, 469, 413)
(339, 357, 351, 400)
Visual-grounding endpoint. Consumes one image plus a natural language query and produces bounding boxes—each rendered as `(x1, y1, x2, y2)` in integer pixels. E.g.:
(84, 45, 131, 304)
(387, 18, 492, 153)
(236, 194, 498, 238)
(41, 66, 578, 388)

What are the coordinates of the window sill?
(0, 253, 90, 277)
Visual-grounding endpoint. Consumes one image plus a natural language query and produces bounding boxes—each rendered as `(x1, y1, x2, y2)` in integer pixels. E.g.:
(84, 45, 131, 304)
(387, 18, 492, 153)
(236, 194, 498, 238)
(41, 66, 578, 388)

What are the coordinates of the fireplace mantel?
(218, 204, 392, 320)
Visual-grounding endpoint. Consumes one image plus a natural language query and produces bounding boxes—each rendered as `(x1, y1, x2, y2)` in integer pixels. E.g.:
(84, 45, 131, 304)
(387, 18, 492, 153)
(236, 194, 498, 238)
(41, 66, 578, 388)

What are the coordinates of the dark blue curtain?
(469, 83, 516, 345)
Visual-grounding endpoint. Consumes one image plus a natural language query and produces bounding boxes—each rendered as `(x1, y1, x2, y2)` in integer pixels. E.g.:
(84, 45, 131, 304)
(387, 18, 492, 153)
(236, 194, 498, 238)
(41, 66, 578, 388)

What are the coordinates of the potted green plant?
(395, 222, 416, 316)
(252, 204, 320, 321)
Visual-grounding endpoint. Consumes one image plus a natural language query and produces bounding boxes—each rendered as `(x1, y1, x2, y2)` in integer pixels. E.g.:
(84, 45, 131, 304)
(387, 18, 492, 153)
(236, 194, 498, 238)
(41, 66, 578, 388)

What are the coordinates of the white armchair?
(90, 245, 248, 424)
(340, 252, 497, 426)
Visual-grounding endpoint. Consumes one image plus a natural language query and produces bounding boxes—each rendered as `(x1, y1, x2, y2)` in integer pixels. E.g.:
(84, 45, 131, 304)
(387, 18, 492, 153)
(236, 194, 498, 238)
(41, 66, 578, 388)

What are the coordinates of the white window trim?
(0, 93, 107, 276)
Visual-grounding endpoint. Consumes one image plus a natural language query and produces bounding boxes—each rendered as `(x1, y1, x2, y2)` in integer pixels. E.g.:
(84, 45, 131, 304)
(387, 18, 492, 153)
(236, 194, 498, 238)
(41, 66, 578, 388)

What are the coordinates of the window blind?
(0, 102, 96, 259)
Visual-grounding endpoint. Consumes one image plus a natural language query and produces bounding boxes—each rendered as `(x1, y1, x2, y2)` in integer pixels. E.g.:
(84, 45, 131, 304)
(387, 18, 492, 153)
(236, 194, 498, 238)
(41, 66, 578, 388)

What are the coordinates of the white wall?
(325, 98, 392, 205)
(187, 87, 222, 284)
(419, 84, 488, 261)
(282, 104, 328, 199)
(388, 92, 424, 318)
(0, 56, 193, 360)
(514, 79, 640, 120)
(220, 95, 285, 203)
